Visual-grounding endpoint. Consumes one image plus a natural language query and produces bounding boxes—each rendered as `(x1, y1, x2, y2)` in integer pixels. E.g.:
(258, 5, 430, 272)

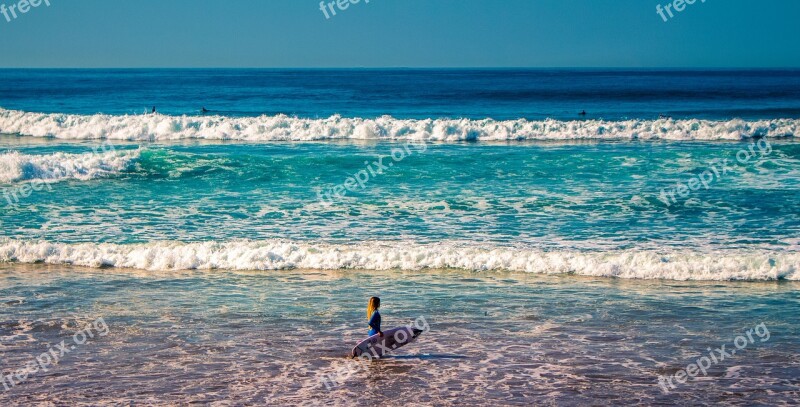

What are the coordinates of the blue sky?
(0, 0, 798, 68)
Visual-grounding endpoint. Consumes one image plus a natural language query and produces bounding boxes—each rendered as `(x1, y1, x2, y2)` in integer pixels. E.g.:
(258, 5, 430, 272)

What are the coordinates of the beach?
(1, 69, 799, 405)
(1, 264, 798, 405)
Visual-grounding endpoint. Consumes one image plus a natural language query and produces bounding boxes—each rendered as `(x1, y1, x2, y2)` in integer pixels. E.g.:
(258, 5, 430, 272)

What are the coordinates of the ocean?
(0, 69, 798, 405)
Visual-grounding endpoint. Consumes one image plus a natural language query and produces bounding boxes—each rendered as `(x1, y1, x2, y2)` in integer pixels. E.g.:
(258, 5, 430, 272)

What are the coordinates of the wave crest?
(0, 149, 140, 183)
(1, 109, 796, 142)
(0, 239, 796, 281)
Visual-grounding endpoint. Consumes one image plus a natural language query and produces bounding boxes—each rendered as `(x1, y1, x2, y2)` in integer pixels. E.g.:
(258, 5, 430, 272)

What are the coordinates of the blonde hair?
(366, 297, 380, 319)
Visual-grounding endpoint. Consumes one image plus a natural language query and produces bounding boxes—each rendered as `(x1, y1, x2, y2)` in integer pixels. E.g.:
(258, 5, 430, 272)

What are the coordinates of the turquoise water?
(1, 69, 799, 404)
(2, 138, 799, 280)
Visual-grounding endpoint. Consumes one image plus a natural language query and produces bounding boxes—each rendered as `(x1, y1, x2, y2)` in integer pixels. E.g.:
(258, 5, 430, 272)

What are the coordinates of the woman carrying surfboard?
(367, 297, 383, 337)
(352, 297, 425, 358)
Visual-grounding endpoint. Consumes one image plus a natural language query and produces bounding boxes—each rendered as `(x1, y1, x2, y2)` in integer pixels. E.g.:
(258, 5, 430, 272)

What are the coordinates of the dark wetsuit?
(368, 310, 381, 336)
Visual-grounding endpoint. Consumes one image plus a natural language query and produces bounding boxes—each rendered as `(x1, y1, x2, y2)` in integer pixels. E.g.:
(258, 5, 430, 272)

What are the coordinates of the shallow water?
(1, 264, 798, 405)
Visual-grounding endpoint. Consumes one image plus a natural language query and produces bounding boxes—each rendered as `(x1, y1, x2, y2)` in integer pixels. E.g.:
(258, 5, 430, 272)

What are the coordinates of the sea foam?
(0, 108, 796, 142)
(0, 149, 140, 183)
(0, 239, 796, 281)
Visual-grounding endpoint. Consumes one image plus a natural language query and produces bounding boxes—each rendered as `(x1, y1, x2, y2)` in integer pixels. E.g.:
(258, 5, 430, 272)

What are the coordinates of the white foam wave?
(0, 239, 796, 281)
(0, 108, 796, 142)
(0, 149, 139, 183)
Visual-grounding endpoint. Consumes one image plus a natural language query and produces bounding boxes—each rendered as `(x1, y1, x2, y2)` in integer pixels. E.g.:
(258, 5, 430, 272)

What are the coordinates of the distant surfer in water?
(367, 297, 383, 337)
(151, 106, 156, 114)
(201, 107, 209, 114)
(579, 110, 587, 116)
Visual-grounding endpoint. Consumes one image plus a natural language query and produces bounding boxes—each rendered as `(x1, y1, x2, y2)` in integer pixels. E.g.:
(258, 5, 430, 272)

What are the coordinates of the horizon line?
(1, 66, 799, 70)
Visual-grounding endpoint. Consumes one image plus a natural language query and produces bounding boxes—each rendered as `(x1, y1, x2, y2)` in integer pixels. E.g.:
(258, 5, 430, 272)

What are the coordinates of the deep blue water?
(1, 69, 799, 120)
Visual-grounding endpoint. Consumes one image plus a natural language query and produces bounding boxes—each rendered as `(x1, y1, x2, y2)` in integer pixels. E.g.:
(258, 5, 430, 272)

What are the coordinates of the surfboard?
(351, 326, 424, 358)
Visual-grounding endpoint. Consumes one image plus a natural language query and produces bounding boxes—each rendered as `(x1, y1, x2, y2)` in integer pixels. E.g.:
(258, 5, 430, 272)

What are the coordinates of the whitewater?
(0, 239, 796, 281)
(0, 149, 140, 183)
(1, 108, 797, 142)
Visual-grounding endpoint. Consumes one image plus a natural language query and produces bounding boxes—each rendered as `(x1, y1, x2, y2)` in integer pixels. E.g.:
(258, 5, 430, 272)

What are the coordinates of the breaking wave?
(0, 108, 796, 142)
(0, 149, 140, 184)
(0, 239, 796, 281)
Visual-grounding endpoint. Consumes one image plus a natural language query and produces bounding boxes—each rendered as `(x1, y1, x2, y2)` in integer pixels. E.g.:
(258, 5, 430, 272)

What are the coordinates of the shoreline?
(1, 263, 798, 405)
(3, 262, 800, 286)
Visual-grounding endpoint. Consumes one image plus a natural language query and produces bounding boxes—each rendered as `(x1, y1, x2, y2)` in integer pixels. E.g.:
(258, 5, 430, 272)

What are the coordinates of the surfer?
(367, 296, 383, 337)
(579, 110, 587, 116)
(151, 106, 156, 114)
(201, 107, 209, 114)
